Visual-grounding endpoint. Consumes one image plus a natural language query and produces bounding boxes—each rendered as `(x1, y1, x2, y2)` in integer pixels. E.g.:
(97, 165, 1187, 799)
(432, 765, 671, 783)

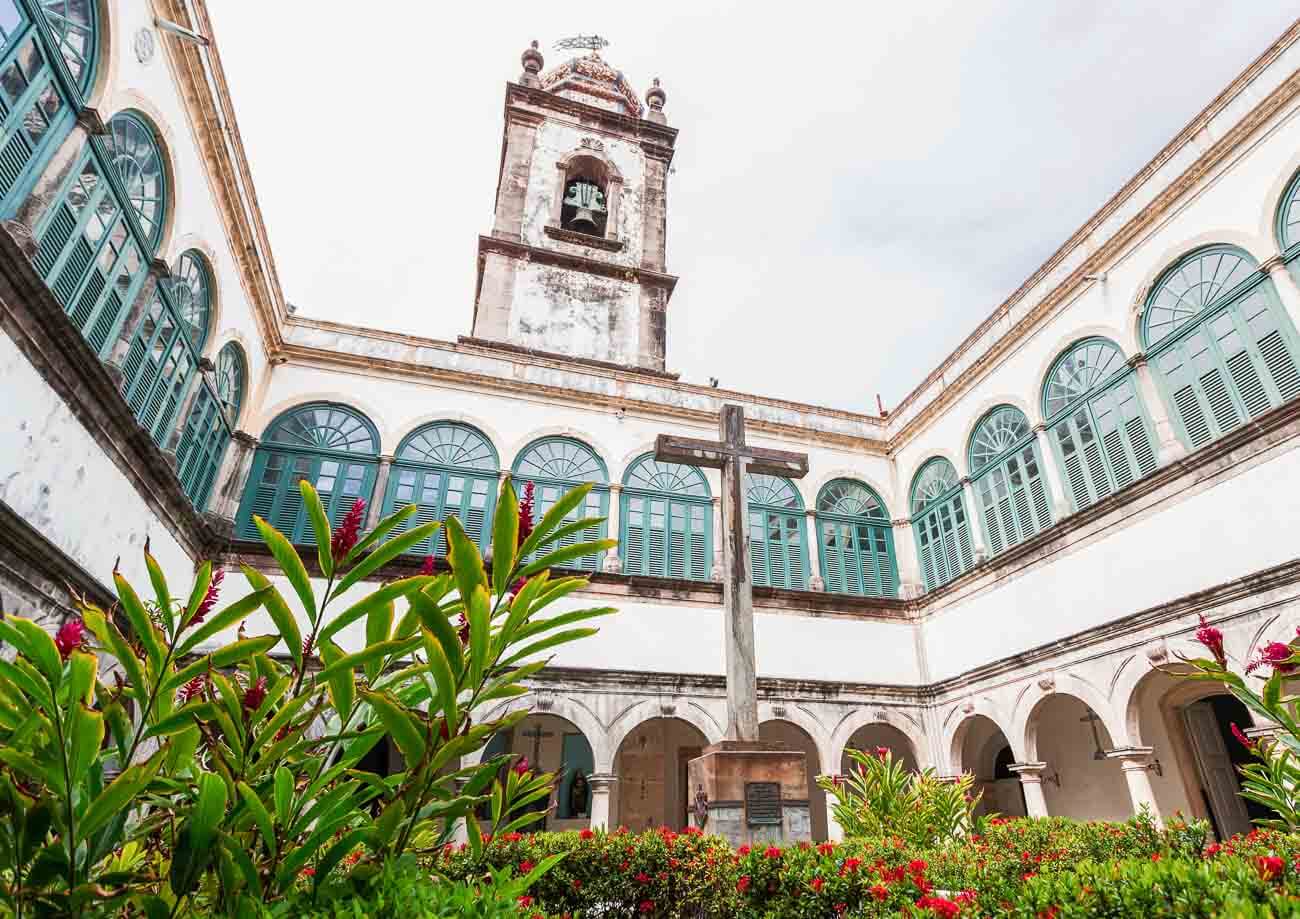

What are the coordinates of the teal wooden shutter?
(618, 455, 712, 580)
(513, 438, 608, 572)
(0, 21, 75, 212)
(748, 507, 807, 590)
(910, 459, 974, 593)
(815, 479, 898, 598)
(121, 289, 197, 445)
(175, 380, 231, 510)
(529, 481, 607, 572)
(974, 445, 1052, 556)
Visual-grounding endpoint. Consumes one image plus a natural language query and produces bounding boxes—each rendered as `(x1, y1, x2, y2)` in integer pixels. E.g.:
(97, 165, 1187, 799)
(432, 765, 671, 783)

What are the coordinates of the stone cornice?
(475, 234, 679, 296)
(504, 82, 678, 160)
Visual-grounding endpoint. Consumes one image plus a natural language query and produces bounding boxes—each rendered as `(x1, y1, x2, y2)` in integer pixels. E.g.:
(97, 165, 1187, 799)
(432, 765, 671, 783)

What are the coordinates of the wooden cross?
(656, 404, 809, 742)
(522, 724, 554, 765)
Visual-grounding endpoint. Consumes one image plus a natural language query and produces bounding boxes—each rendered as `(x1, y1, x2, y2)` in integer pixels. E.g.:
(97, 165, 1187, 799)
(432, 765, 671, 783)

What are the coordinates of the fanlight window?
(908, 458, 973, 592)
(214, 342, 245, 424)
(620, 454, 711, 580)
(103, 112, 166, 251)
(746, 473, 807, 590)
(37, 0, 96, 92)
(236, 403, 380, 545)
(1144, 246, 1300, 451)
(171, 250, 211, 352)
(816, 479, 896, 598)
(1042, 338, 1158, 512)
(512, 437, 608, 572)
(1280, 169, 1300, 254)
(967, 406, 1052, 557)
(384, 422, 499, 556)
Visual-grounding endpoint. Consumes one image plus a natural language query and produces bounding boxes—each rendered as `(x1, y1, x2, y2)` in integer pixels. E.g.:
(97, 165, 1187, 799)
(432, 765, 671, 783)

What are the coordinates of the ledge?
(543, 224, 625, 252)
(457, 336, 680, 380)
(476, 234, 678, 297)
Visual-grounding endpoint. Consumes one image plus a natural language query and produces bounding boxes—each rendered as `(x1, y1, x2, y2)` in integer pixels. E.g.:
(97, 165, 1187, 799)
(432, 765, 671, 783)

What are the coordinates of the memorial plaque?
(744, 781, 782, 826)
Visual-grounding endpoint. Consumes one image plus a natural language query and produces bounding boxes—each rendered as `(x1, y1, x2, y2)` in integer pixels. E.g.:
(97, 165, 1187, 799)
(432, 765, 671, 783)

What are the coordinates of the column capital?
(232, 430, 257, 448)
(76, 106, 108, 135)
(587, 772, 618, 791)
(1126, 351, 1148, 370)
(1105, 746, 1155, 768)
(890, 516, 912, 528)
(1261, 253, 1289, 274)
(1008, 761, 1049, 781)
(607, 482, 622, 494)
(959, 476, 973, 488)
(1032, 422, 1048, 435)
(378, 454, 395, 464)
(148, 257, 170, 279)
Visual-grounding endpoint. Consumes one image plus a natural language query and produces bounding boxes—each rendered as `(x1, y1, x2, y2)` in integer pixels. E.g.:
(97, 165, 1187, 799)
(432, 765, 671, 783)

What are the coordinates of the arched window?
(35, 0, 97, 93)
(1041, 338, 1159, 512)
(512, 437, 609, 572)
(909, 458, 973, 592)
(815, 479, 897, 598)
(619, 454, 712, 580)
(174, 342, 246, 510)
(746, 473, 808, 590)
(1277, 168, 1300, 257)
(967, 406, 1053, 557)
(236, 403, 380, 544)
(1143, 245, 1300, 450)
(102, 111, 167, 252)
(383, 422, 499, 557)
(120, 287, 198, 445)
(170, 249, 212, 352)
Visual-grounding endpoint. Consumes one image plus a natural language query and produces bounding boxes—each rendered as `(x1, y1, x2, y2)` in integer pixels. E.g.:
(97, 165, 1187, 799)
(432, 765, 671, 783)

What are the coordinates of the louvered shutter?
(236, 451, 279, 539)
(623, 495, 645, 575)
(1239, 288, 1300, 404)
(688, 505, 709, 579)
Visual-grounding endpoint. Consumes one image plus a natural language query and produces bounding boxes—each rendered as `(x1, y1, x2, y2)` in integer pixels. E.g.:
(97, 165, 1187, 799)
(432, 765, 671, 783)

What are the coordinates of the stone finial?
(520, 40, 544, 86)
(645, 76, 667, 124)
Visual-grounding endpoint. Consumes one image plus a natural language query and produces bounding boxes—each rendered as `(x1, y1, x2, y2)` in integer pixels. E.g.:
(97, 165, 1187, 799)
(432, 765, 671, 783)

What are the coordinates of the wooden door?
(1183, 701, 1251, 839)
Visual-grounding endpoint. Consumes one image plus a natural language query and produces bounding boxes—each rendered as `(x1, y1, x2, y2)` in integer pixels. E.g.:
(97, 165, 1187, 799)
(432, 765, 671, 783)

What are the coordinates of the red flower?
(519, 860, 535, 873)
(517, 895, 533, 908)
(1194, 614, 1226, 667)
(635, 872, 651, 884)
(908, 858, 928, 875)
(299, 867, 315, 878)
(241, 676, 267, 712)
(810, 877, 824, 892)
(580, 828, 595, 840)
(177, 675, 207, 704)
(1204, 843, 1222, 857)
(638, 900, 654, 914)
(736, 875, 751, 893)
(572, 878, 583, 890)
(764, 845, 782, 859)
(1150, 853, 1161, 862)
(869, 884, 889, 901)
(513, 756, 530, 776)
(190, 567, 224, 626)
(1231, 723, 1258, 751)
(1257, 855, 1284, 881)
(331, 498, 366, 563)
(875, 746, 891, 759)
(841, 856, 862, 875)
(419, 554, 435, 576)
(54, 618, 87, 661)
(1246, 641, 1296, 675)
(518, 481, 536, 546)
(917, 896, 961, 919)
(737, 844, 751, 856)
(817, 842, 835, 856)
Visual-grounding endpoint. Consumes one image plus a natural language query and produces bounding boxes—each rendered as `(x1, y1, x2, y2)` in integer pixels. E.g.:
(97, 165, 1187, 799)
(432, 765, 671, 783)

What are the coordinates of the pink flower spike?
(54, 618, 87, 661)
(1194, 614, 1226, 668)
(1231, 722, 1258, 752)
(241, 676, 268, 712)
(1246, 641, 1296, 676)
(190, 567, 224, 626)
(419, 554, 435, 576)
(331, 498, 366, 563)
(512, 756, 530, 776)
(517, 481, 536, 547)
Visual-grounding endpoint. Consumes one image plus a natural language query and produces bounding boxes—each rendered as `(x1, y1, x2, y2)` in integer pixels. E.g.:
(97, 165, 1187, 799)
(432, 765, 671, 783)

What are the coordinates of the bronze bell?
(563, 179, 606, 233)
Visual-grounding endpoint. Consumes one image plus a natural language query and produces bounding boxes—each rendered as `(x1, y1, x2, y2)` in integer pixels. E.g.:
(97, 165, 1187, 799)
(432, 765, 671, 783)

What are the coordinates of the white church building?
(4, 1, 1300, 842)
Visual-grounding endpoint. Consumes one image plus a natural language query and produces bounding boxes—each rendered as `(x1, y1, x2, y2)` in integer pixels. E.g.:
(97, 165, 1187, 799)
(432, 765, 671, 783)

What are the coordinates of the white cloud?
(211, 1, 1296, 411)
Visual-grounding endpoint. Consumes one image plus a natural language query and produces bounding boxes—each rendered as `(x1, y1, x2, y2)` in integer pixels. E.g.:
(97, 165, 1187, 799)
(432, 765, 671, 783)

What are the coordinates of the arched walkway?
(614, 717, 709, 832)
(760, 719, 828, 841)
(841, 722, 919, 773)
(480, 712, 597, 832)
(953, 714, 1025, 818)
(1025, 693, 1130, 821)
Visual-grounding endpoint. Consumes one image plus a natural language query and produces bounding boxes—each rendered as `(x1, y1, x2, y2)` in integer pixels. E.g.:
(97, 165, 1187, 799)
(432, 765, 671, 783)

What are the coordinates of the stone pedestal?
(689, 741, 811, 846)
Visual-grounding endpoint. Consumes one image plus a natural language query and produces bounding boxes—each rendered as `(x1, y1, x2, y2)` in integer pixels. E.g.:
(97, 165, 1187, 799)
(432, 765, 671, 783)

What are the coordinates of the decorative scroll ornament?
(1037, 672, 1056, 693)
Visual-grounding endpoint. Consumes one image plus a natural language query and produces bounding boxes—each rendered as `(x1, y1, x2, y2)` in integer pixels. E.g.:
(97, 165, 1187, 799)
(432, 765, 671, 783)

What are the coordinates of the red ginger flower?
(512, 756, 530, 776)
(331, 498, 366, 563)
(638, 901, 654, 914)
(736, 876, 751, 893)
(875, 746, 891, 759)
(419, 554, 435, 576)
(810, 877, 824, 892)
(517, 481, 536, 546)
(1258, 855, 1284, 881)
(1195, 614, 1226, 667)
(1247, 641, 1297, 675)
(190, 567, 224, 626)
(177, 675, 207, 704)
(1232, 722, 1257, 751)
(764, 845, 782, 859)
(242, 676, 268, 712)
(54, 618, 87, 661)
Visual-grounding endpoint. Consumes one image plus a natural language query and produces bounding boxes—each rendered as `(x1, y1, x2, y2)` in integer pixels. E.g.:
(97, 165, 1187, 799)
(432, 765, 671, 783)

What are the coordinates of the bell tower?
(469, 38, 679, 373)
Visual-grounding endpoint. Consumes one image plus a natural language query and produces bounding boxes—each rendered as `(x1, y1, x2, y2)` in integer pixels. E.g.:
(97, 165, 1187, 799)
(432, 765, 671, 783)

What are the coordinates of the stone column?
(209, 431, 257, 522)
(162, 358, 215, 463)
(366, 455, 394, 529)
(1032, 424, 1071, 519)
(959, 477, 988, 564)
(104, 259, 170, 389)
(710, 496, 724, 582)
(823, 778, 845, 841)
(1008, 762, 1050, 818)
(890, 518, 923, 599)
(587, 773, 617, 831)
(1106, 747, 1162, 825)
(2, 107, 105, 257)
(602, 484, 623, 574)
(1127, 353, 1187, 465)
(805, 508, 825, 591)
(604, 177, 623, 241)
(1264, 255, 1300, 329)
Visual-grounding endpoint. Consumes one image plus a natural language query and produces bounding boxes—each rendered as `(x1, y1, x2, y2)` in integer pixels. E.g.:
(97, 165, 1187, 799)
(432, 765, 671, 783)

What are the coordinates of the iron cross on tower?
(655, 405, 809, 742)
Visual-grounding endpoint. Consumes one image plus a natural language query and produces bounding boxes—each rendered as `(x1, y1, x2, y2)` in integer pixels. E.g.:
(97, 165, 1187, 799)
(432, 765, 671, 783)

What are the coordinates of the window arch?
(1041, 338, 1159, 511)
(174, 341, 246, 509)
(512, 437, 609, 572)
(619, 454, 712, 580)
(214, 341, 246, 424)
(909, 457, 973, 592)
(1278, 168, 1300, 257)
(967, 405, 1052, 557)
(815, 479, 897, 598)
(554, 151, 619, 240)
(746, 473, 808, 590)
(102, 111, 167, 252)
(121, 286, 198, 445)
(35, 0, 97, 94)
(236, 403, 380, 544)
(382, 422, 499, 557)
(170, 249, 212, 352)
(1142, 245, 1300, 451)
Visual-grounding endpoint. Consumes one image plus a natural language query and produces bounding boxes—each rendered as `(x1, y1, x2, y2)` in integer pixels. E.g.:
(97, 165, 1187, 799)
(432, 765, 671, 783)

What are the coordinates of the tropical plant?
(0, 474, 614, 916)
(815, 747, 985, 847)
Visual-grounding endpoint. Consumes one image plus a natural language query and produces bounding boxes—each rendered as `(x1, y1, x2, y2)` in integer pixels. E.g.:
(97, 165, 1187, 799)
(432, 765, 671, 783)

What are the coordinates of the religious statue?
(568, 771, 591, 818)
(692, 784, 709, 829)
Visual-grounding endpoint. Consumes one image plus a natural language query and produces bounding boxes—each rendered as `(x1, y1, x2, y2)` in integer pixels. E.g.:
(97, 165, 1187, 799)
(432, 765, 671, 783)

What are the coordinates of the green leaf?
(371, 798, 406, 849)
(80, 750, 164, 839)
(236, 781, 276, 856)
(144, 550, 174, 635)
(365, 600, 396, 682)
(163, 636, 279, 697)
(252, 515, 317, 626)
(361, 690, 426, 765)
(240, 565, 303, 673)
(320, 640, 356, 723)
(317, 577, 435, 645)
(444, 515, 487, 611)
(68, 703, 104, 787)
(498, 628, 600, 669)
(66, 650, 96, 706)
(274, 767, 293, 826)
(519, 539, 618, 578)
(144, 703, 217, 739)
(2, 617, 62, 688)
(467, 585, 490, 690)
(334, 521, 442, 599)
(316, 638, 419, 686)
(176, 587, 271, 657)
(0, 659, 51, 710)
(182, 562, 212, 632)
(79, 609, 147, 705)
(517, 482, 593, 559)
(191, 772, 228, 852)
(492, 477, 520, 597)
(409, 588, 462, 674)
(113, 573, 164, 675)
(301, 478, 335, 581)
(344, 503, 418, 567)
(422, 628, 458, 737)
(221, 832, 263, 898)
(313, 827, 368, 892)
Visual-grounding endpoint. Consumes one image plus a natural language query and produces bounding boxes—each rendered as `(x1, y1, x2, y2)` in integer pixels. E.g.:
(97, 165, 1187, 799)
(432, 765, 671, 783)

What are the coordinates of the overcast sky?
(210, 3, 1296, 413)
